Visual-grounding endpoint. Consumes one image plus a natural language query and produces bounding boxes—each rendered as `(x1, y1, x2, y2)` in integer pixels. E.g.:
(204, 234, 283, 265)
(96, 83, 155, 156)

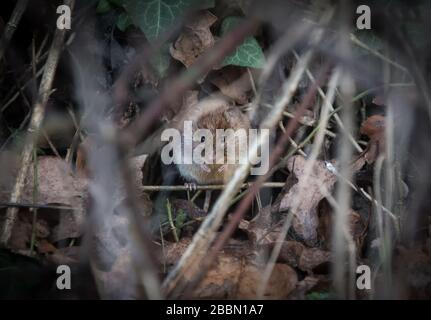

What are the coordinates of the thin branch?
(0, 202, 76, 211)
(140, 182, 285, 192)
(0, 0, 29, 63)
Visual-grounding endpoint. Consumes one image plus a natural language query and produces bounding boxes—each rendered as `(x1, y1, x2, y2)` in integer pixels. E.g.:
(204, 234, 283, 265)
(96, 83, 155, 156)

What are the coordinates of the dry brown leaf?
(274, 241, 331, 272)
(288, 276, 320, 299)
(170, 11, 217, 68)
(359, 114, 385, 164)
(318, 200, 368, 252)
(193, 252, 243, 299)
(279, 156, 338, 246)
(240, 206, 281, 245)
(210, 66, 253, 105)
(236, 263, 298, 299)
(37, 239, 57, 254)
(163, 238, 297, 299)
(298, 247, 331, 272)
(277, 241, 305, 268)
(22, 156, 87, 208)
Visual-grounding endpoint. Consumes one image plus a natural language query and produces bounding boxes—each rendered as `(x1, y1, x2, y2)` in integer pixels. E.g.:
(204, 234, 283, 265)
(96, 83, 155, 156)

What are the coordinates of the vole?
(173, 96, 250, 185)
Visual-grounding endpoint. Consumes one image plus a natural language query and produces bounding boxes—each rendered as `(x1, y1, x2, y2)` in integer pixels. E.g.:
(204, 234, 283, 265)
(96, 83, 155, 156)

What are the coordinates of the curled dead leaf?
(279, 156, 338, 246)
(236, 263, 298, 299)
(170, 11, 217, 68)
(359, 114, 385, 164)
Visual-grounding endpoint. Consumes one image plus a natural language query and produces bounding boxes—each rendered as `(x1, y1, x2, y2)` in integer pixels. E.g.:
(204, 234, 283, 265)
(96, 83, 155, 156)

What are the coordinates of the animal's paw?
(184, 182, 198, 191)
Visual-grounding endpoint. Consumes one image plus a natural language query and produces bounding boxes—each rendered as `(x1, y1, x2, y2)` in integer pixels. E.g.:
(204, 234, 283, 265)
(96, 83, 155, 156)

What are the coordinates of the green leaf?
(116, 12, 133, 31)
(123, 0, 215, 43)
(220, 16, 265, 68)
(96, 0, 113, 13)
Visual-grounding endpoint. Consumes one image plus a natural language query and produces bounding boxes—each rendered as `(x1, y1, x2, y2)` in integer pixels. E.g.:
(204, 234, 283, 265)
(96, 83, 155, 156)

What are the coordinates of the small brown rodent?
(174, 97, 250, 184)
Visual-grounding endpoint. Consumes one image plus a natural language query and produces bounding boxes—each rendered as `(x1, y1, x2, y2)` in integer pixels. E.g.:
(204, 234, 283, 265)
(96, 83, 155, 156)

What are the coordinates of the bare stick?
(140, 182, 285, 192)
(0, 0, 75, 246)
(0, 0, 29, 63)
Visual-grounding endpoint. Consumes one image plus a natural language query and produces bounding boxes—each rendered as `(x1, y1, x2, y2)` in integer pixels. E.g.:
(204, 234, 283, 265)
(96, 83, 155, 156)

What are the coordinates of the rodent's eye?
(200, 136, 206, 143)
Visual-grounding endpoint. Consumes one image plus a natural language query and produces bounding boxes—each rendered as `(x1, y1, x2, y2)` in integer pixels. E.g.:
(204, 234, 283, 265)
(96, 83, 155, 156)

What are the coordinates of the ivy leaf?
(116, 12, 133, 31)
(220, 16, 265, 68)
(122, 0, 215, 43)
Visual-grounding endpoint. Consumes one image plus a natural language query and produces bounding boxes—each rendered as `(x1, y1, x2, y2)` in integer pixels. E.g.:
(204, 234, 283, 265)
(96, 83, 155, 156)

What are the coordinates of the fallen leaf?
(288, 276, 320, 300)
(37, 239, 57, 254)
(318, 201, 368, 251)
(268, 241, 331, 272)
(193, 251, 243, 299)
(170, 11, 217, 68)
(240, 206, 281, 245)
(162, 238, 297, 298)
(359, 114, 385, 163)
(279, 156, 338, 246)
(298, 247, 331, 272)
(236, 263, 298, 299)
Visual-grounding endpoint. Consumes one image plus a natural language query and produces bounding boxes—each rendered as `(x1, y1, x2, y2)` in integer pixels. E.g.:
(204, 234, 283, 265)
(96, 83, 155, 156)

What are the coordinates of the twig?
(140, 182, 285, 191)
(29, 149, 38, 254)
(0, 202, 76, 211)
(166, 199, 179, 243)
(350, 33, 408, 74)
(0, 0, 29, 63)
(0, 0, 75, 247)
(265, 103, 336, 137)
